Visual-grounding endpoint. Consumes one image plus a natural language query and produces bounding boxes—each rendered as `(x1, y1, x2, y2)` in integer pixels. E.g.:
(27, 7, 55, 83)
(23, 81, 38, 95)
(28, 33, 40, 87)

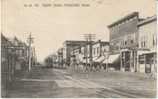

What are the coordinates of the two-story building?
(70, 40, 110, 71)
(107, 12, 143, 72)
(137, 15, 157, 73)
(92, 40, 109, 70)
(62, 40, 87, 67)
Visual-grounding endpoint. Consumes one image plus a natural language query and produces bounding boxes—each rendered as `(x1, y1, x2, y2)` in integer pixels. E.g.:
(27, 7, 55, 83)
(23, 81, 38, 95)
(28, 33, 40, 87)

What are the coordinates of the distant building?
(62, 40, 87, 66)
(70, 40, 110, 71)
(70, 46, 81, 64)
(108, 12, 143, 71)
(9, 37, 29, 71)
(137, 15, 157, 73)
(92, 40, 109, 62)
(80, 45, 87, 64)
(84, 41, 94, 65)
(92, 40, 109, 70)
(57, 48, 64, 68)
(49, 54, 58, 68)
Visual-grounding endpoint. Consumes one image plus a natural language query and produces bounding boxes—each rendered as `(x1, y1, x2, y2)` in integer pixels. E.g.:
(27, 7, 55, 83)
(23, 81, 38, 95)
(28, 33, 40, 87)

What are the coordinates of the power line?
(82, 33, 96, 72)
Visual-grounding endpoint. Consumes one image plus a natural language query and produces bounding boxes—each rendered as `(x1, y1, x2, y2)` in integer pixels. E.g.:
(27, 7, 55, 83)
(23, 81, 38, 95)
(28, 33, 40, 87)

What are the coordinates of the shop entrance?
(124, 51, 130, 71)
(121, 51, 131, 71)
(145, 53, 153, 73)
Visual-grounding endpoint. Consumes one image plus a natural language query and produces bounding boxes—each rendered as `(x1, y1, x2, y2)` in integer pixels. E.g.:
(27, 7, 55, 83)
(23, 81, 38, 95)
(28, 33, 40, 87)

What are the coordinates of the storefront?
(138, 51, 156, 73)
(93, 56, 105, 70)
(120, 49, 137, 72)
(103, 54, 120, 70)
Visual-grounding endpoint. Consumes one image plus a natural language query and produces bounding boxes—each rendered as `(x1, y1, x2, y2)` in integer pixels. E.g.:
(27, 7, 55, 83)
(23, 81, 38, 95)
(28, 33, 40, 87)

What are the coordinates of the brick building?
(108, 12, 143, 72)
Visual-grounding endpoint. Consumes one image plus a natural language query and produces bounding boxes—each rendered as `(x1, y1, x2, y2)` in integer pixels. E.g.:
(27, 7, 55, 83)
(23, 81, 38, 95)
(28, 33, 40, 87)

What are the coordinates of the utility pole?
(83, 34, 96, 72)
(32, 47, 37, 66)
(27, 33, 34, 71)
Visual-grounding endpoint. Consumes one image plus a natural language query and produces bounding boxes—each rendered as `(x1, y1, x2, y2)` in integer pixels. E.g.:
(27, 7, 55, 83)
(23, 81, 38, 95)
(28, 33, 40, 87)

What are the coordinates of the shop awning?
(82, 59, 89, 63)
(138, 50, 156, 55)
(138, 50, 150, 55)
(81, 59, 86, 63)
(93, 57, 99, 62)
(93, 57, 99, 61)
(95, 56, 105, 63)
(103, 54, 120, 64)
(121, 49, 128, 51)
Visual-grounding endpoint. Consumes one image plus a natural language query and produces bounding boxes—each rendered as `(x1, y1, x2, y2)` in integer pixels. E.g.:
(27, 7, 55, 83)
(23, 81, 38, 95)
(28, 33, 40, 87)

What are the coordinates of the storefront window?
(131, 40, 133, 44)
(125, 41, 127, 45)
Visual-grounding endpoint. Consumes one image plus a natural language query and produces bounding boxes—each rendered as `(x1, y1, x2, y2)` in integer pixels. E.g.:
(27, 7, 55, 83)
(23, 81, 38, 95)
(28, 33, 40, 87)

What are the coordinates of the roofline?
(63, 40, 87, 45)
(64, 40, 86, 43)
(1, 33, 8, 41)
(108, 12, 139, 28)
(92, 41, 109, 45)
(138, 15, 157, 27)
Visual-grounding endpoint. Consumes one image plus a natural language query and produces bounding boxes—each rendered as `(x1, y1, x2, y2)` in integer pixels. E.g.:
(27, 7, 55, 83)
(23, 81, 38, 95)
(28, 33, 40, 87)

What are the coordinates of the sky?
(2, 0, 156, 62)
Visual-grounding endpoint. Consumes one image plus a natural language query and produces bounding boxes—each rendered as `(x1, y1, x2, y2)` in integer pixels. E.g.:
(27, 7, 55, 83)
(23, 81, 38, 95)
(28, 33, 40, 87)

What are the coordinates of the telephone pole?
(83, 34, 96, 72)
(27, 33, 34, 71)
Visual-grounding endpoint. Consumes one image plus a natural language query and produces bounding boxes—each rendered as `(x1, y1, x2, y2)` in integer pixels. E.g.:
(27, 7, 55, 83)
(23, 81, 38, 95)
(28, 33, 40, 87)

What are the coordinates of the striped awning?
(95, 56, 105, 63)
(93, 57, 99, 61)
(103, 54, 120, 64)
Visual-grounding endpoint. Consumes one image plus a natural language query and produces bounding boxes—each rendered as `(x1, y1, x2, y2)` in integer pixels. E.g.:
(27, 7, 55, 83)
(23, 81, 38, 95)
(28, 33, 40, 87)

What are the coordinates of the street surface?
(6, 66, 156, 98)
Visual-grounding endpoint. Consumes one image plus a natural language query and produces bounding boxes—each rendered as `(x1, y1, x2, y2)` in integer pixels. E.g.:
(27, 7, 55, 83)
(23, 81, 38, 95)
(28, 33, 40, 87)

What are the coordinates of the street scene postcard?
(1, 0, 157, 98)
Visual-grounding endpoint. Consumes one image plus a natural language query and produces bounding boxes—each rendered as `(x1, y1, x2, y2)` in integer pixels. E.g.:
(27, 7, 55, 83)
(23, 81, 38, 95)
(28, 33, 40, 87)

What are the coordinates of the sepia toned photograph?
(1, 0, 157, 98)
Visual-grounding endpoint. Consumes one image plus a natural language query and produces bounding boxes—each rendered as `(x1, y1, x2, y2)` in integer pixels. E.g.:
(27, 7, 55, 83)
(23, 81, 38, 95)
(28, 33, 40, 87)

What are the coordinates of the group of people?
(69, 61, 108, 72)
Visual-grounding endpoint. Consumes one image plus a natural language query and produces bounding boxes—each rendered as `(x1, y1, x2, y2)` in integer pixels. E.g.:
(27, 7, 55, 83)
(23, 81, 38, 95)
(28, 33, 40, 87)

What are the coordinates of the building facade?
(108, 12, 141, 72)
(1, 34, 29, 79)
(57, 48, 64, 68)
(137, 16, 157, 73)
(69, 40, 110, 71)
(1, 34, 30, 97)
(92, 40, 109, 70)
(62, 40, 87, 66)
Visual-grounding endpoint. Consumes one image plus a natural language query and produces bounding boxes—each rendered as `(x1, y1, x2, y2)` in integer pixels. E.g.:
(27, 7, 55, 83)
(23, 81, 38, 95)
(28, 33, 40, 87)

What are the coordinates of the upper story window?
(131, 40, 133, 44)
(79, 49, 81, 53)
(93, 48, 95, 55)
(141, 41, 144, 48)
(144, 41, 146, 47)
(153, 35, 155, 46)
(153, 34, 157, 46)
(141, 40, 146, 48)
(97, 47, 99, 54)
(104, 49, 106, 53)
(121, 41, 124, 46)
(124, 41, 127, 45)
